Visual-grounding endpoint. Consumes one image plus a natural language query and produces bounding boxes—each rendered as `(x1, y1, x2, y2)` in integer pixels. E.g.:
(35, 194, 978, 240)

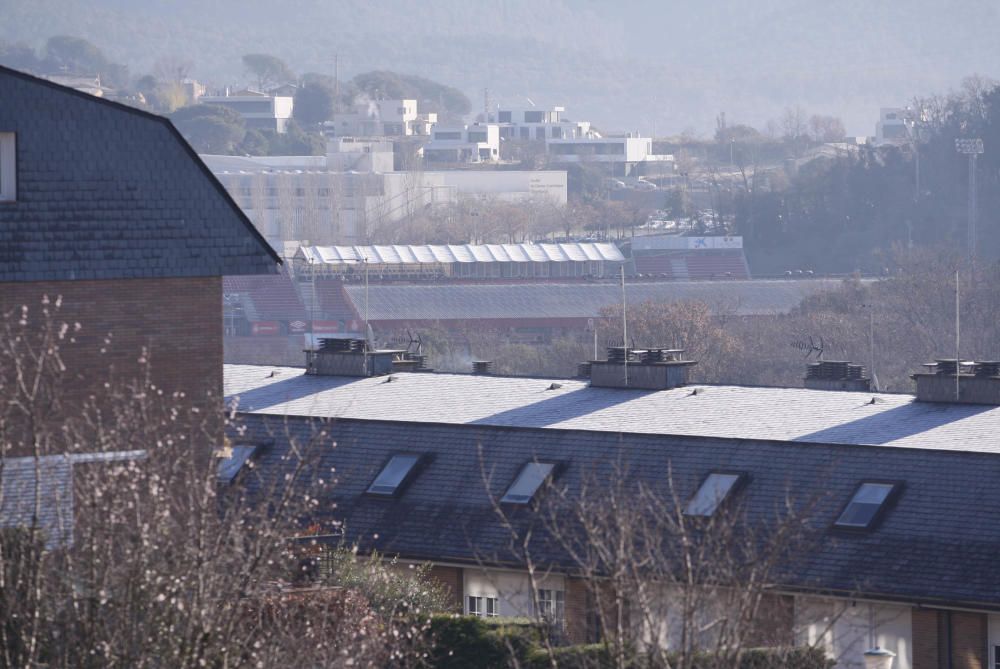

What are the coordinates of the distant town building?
(41, 73, 109, 97)
(546, 135, 674, 177)
(489, 105, 598, 141)
(423, 124, 500, 163)
(199, 89, 294, 133)
(327, 98, 438, 137)
(875, 107, 912, 146)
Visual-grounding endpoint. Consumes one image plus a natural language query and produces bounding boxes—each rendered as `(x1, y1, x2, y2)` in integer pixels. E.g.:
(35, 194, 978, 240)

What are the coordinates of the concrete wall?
(427, 170, 568, 205)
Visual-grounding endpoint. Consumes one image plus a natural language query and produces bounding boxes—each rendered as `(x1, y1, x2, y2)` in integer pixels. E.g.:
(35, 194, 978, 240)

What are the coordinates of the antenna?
(955, 268, 960, 401)
(621, 266, 628, 386)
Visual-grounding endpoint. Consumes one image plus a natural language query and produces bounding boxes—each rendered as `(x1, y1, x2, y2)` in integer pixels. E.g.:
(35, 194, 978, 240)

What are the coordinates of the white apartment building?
(327, 98, 438, 137)
(423, 124, 500, 163)
(199, 89, 294, 133)
(491, 106, 597, 141)
(546, 136, 675, 176)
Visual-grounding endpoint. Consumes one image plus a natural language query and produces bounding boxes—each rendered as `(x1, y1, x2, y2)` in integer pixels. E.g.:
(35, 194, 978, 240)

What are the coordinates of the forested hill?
(4, 0, 1000, 135)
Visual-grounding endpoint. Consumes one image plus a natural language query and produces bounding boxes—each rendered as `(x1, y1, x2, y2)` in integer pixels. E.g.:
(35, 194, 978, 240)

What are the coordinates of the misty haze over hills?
(4, 0, 999, 135)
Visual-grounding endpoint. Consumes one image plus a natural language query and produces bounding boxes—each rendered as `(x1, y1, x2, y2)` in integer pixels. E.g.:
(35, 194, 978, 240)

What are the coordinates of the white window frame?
(467, 595, 499, 618)
(536, 588, 565, 624)
(0, 133, 16, 202)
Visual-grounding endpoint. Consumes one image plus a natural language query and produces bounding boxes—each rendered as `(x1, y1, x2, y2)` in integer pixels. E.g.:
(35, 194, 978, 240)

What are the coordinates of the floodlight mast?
(955, 138, 984, 260)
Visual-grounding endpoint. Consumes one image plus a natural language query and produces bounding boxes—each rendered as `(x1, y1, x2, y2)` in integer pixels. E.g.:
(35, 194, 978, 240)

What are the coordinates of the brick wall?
(746, 593, 794, 646)
(0, 276, 223, 454)
(427, 565, 464, 612)
(564, 577, 589, 644)
(951, 611, 988, 669)
(912, 608, 940, 669)
(911, 609, 988, 669)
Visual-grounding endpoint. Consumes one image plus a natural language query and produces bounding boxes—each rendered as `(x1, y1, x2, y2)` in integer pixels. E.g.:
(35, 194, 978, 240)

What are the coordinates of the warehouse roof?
(0, 65, 279, 282)
(341, 279, 846, 320)
(223, 365, 1000, 453)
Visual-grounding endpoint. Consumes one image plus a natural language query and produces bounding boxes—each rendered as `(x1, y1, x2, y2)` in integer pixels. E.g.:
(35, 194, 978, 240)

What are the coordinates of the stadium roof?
(296, 243, 625, 265)
(342, 279, 845, 320)
(224, 364, 1000, 453)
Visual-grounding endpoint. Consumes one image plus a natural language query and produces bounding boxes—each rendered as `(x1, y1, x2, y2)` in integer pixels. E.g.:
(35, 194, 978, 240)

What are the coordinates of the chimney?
(305, 338, 408, 377)
(588, 347, 696, 390)
(803, 360, 871, 392)
(913, 359, 1000, 404)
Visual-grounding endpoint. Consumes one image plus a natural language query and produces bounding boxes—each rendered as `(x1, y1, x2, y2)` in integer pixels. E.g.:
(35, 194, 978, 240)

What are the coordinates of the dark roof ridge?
(0, 63, 281, 270)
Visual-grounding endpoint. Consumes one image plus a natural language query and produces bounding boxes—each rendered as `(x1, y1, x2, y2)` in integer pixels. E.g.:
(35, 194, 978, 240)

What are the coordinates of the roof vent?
(589, 347, 696, 390)
(306, 337, 406, 377)
(472, 360, 494, 375)
(913, 358, 1000, 404)
(803, 360, 871, 392)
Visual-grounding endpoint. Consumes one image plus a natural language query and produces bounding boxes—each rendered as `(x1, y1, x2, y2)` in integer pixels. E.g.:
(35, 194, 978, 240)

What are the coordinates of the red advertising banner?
(251, 321, 280, 336)
(311, 321, 342, 334)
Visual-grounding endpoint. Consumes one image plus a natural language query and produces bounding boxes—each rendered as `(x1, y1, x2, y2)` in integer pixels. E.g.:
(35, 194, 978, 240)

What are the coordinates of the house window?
(835, 482, 899, 529)
(367, 454, 421, 496)
(684, 472, 743, 517)
(524, 111, 544, 123)
(0, 133, 16, 202)
(467, 595, 499, 617)
(537, 589, 564, 623)
(501, 462, 555, 504)
(498, 111, 512, 123)
(216, 444, 261, 483)
(551, 126, 562, 139)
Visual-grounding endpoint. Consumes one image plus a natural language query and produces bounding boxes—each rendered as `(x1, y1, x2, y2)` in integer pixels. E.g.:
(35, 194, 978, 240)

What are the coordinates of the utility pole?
(955, 138, 984, 260)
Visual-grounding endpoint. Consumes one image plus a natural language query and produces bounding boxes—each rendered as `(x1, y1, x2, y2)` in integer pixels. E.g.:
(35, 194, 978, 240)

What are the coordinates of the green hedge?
(427, 615, 833, 669)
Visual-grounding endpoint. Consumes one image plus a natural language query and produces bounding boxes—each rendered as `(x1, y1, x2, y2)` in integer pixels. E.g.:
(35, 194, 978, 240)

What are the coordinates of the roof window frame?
(683, 470, 749, 518)
(365, 452, 427, 498)
(832, 480, 904, 532)
(0, 132, 17, 203)
(500, 460, 561, 505)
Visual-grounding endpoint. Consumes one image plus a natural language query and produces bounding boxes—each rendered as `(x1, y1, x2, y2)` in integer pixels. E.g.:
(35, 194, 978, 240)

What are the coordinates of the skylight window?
(835, 482, 898, 529)
(0, 133, 16, 202)
(501, 462, 555, 504)
(684, 472, 743, 517)
(217, 444, 260, 484)
(367, 454, 421, 496)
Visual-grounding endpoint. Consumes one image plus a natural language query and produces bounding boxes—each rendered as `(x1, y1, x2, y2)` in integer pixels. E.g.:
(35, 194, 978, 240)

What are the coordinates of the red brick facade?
(1, 276, 223, 454)
(912, 608, 988, 669)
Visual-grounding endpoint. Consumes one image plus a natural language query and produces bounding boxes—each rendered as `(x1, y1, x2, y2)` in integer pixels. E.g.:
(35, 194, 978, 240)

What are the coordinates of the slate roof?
(341, 279, 845, 321)
(224, 364, 1000, 453)
(233, 414, 1000, 610)
(0, 450, 145, 548)
(297, 243, 625, 265)
(0, 65, 280, 282)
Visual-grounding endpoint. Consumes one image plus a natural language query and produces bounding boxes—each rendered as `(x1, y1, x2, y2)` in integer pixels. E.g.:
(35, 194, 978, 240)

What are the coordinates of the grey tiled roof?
(233, 414, 1000, 609)
(342, 279, 846, 321)
(0, 450, 145, 548)
(224, 364, 1000, 453)
(0, 66, 280, 282)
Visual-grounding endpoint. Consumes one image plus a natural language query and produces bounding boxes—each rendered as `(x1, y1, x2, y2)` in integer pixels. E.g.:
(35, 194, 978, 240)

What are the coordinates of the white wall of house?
(463, 567, 565, 619)
(794, 596, 912, 669)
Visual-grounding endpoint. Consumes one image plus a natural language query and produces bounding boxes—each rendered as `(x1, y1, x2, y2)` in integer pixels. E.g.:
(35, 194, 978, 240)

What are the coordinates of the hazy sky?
(5, 0, 998, 136)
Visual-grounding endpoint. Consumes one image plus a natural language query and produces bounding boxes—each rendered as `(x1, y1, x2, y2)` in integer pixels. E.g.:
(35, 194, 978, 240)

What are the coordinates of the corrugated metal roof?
(341, 279, 846, 320)
(223, 364, 1000, 454)
(297, 243, 625, 265)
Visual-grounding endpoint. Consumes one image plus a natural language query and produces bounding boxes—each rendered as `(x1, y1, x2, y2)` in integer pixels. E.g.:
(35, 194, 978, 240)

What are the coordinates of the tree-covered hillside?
(3, 0, 1000, 135)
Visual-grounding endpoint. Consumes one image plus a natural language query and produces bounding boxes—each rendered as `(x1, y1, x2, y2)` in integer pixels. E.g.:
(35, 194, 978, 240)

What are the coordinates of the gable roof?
(233, 414, 1000, 610)
(223, 365, 1000, 453)
(0, 65, 280, 282)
